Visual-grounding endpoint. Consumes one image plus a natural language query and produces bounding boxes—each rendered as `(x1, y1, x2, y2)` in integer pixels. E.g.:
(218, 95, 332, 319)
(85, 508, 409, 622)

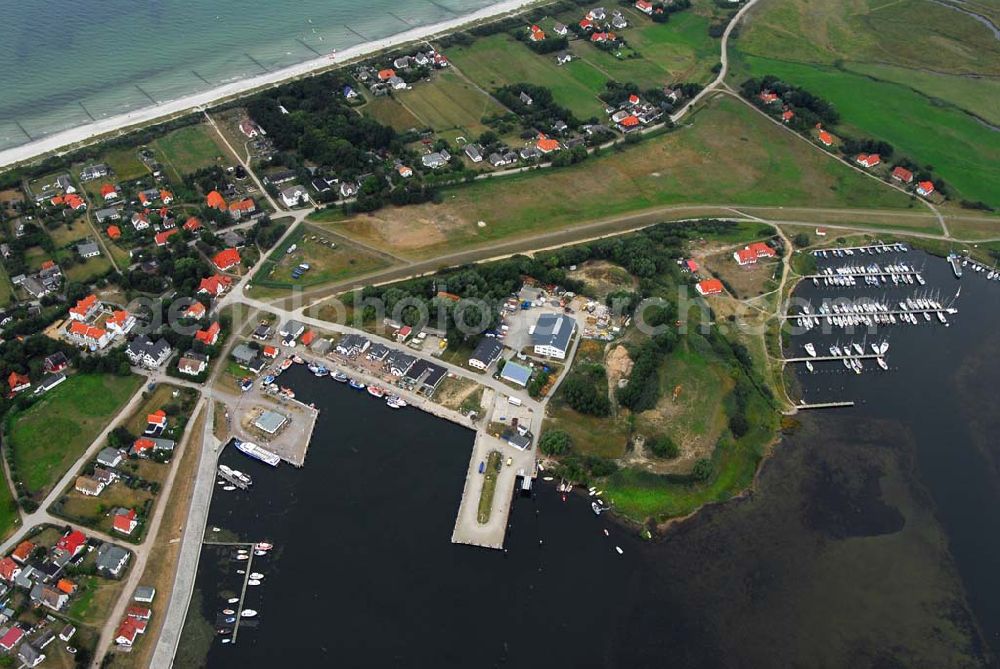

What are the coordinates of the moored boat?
(367, 385, 385, 398)
(348, 379, 366, 390)
(332, 371, 348, 382)
(233, 439, 281, 467)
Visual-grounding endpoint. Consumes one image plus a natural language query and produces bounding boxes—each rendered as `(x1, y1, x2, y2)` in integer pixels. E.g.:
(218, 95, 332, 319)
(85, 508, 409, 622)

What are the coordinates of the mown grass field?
(250, 224, 392, 296)
(447, 33, 609, 120)
(737, 55, 1000, 206)
(150, 124, 231, 181)
(0, 262, 14, 307)
(362, 93, 425, 132)
(396, 70, 506, 136)
(99, 145, 148, 180)
(335, 95, 913, 257)
(7, 374, 142, 499)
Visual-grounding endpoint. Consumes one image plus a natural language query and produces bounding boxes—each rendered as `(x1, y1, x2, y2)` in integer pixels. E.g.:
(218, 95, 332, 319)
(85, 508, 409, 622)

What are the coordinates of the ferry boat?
(332, 371, 348, 383)
(234, 439, 281, 467)
(366, 385, 385, 398)
(348, 379, 366, 390)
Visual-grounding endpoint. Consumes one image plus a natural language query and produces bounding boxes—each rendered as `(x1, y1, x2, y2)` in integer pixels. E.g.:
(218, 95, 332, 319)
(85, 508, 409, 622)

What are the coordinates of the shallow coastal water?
(0, 0, 499, 151)
(180, 250, 1000, 667)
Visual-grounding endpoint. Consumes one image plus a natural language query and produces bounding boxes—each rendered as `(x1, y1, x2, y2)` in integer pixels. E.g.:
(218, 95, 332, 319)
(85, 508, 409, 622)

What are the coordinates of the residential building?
(280, 185, 310, 208)
(69, 294, 100, 322)
(43, 352, 68, 374)
(97, 447, 124, 468)
(96, 543, 131, 578)
(17, 643, 45, 668)
(11, 541, 33, 564)
(464, 144, 483, 163)
(696, 278, 724, 296)
(916, 181, 935, 197)
(212, 248, 241, 272)
(7, 372, 30, 394)
(279, 320, 305, 339)
(195, 322, 221, 346)
(80, 163, 109, 181)
(856, 153, 881, 168)
(0, 627, 24, 652)
(130, 212, 150, 231)
(469, 338, 503, 370)
(134, 586, 156, 603)
(34, 373, 66, 395)
(178, 351, 209, 376)
(125, 336, 172, 369)
(530, 313, 575, 359)
(66, 321, 111, 349)
(95, 207, 121, 224)
(198, 274, 233, 296)
(77, 240, 101, 258)
(421, 150, 451, 169)
(115, 617, 147, 647)
(891, 166, 914, 183)
(335, 333, 370, 357)
(113, 509, 139, 535)
(733, 242, 777, 265)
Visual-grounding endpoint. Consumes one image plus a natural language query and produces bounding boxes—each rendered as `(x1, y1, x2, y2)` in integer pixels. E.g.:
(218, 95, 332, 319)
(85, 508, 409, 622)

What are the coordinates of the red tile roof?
(263, 345, 278, 358)
(0, 557, 19, 582)
(212, 248, 241, 271)
(113, 509, 137, 534)
(56, 530, 86, 556)
(696, 279, 724, 296)
(301, 329, 316, 345)
(891, 166, 913, 183)
(147, 409, 167, 426)
(378, 68, 396, 80)
(183, 216, 202, 232)
(107, 225, 121, 239)
(537, 137, 560, 153)
(0, 627, 23, 650)
(69, 321, 108, 341)
(818, 130, 834, 146)
(195, 321, 221, 345)
(100, 184, 117, 198)
(70, 294, 98, 318)
(11, 541, 33, 563)
(154, 228, 179, 246)
(620, 115, 640, 127)
(133, 438, 155, 454)
(917, 180, 935, 195)
(198, 274, 232, 295)
(206, 190, 226, 209)
(185, 302, 206, 318)
(7, 372, 30, 390)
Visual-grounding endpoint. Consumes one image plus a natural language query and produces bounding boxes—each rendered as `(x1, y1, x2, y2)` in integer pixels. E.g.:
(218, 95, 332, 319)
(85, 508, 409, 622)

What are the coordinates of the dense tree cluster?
(740, 76, 840, 129)
(539, 429, 572, 455)
(560, 364, 612, 416)
(495, 83, 582, 131)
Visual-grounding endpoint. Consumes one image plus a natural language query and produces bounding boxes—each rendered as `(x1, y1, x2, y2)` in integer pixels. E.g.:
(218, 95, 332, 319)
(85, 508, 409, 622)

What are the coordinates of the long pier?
(812, 243, 906, 255)
(784, 353, 881, 363)
(782, 308, 952, 320)
(797, 401, 855, 410)
(804, 270, 919, 279)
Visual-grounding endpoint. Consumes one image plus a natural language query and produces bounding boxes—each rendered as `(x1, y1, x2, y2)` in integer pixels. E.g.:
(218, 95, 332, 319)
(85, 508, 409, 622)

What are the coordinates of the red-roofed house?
(56, 530, 87, 558)
(536, 136, 560, 153)
(8, 372, 30, 394)
(0, 627, 24, 652)
(11, 541, 33, 564)
(132, 438, 155, 457)
(855, 153, 881, 168)
(0, 557, 20, 582)
(636, 0, 653, 14)
(65, 193, 87, 211)
(185, 302, 206, 319)
(213, 248, 241, 271)
(147, 410, 167, 429)
(759, 90, 780, 104)
(160, 190, 174, 204)
(131, 212, 150, 230)
(127, 605, 152, 621)
(627, 93, 640, 106)
(916, 181, 935, 197)
(50, 195, 64, 206)
(579, 18, 594, 29)
(300, 329, 316, 346)
(733, 242, 777, 266)
(100, 184, 118, 201)
(198, 274, 232, 296)
(183, 216, 202, 232)
(69, 294, 100, 321)
(228, 198, 257, 219)
(154, 229, 179, 247)
(686, 259, 699, 272)
(115, 617, 147, 647)
(781, 109, 794, 122)
(67, 321, 111, 349)
(618, 115, 640, 130)
(107, 225, 122, 240)
(206, 191, 227, 210)
(378, 68, 396, 81)
(137, 191, 150, 206)
(397, 165, 413, 178)
(107, 310, 135, 336)
(590, 31, 615, 42)
(57, 578, 77, 595)
(262, 345, 278, 359)
(818, 130, 833, 146)
(113, 509, 138, 535)
(891, 166, 913, 184)
(696, 279, 724, 296)
(529, 25, 545, 41)
(195, 322, 221, 346)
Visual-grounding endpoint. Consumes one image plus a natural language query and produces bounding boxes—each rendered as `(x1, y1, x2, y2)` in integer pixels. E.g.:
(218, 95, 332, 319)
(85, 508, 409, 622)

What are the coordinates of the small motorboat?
(348, 379, 366, 390)
(235, 554, 249, 561)
(592, 501, 604, 515)
(249, 572, 264, 580)
(241, 609, 258, 618)
(543, 476, 554, 481)
(332, 371, 348, 383)
(291, 355, 304, 364)
(223, 616, 236, 624)
(254, 550, 268, 556)
(227, 598, 239, 604)
(223, 485, 236, 491)
(367, 385, 385, 398)
(248, 579, 261, 586)
(615, 546, 624, 555)
(222, 639, 232, 644)
(255, 542, 273, 551)
(222, 609, 235, 615)
(236, 570, 245, 575)
(603, 529, 609, 537)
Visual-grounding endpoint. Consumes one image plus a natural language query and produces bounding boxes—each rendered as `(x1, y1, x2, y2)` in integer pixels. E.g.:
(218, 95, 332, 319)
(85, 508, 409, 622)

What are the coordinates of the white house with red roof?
(107, 310, 136, 337)
(855, 153, 881, 168)
(916, 181, 935, 197)
(696, 278, 724, 296)
(113, 509, 139, 535)
(213, 248, 241, 272)
(195, 322, 221, 346)
(115, 617, 146, 647)
(69, 294, 100, 322)
(891, 166, 914, 183)
(184, 301, 206, 319)
(0, 627, 24, 651)
(635, 0, 653, 13)
(56, 530, 87, 558)
(733, 242, 777, 266)
(198, 274, 233, 296)
(67, 322, 111, 349)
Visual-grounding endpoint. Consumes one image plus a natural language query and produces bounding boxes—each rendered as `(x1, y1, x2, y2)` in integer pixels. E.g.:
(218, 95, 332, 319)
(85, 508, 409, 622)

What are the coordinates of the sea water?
(0, 0, 499, 152)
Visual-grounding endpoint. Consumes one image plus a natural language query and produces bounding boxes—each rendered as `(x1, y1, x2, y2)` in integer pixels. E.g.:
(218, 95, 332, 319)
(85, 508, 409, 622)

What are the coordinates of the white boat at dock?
(241, 609, 258, 618)
(255, 542, 273, 551)
(227, 598, 239, 604)
(332, 371, 348, 383)
(803, 342, 816, 357)
(805, 360, 814, 373)
(250, 572, 264, 580)
(247, 579, 261, 586)
(386, 395, 407, 409)
(877, 357, 888, 370)
(367, 385, 386, 398)
(233, 439, 281, 467)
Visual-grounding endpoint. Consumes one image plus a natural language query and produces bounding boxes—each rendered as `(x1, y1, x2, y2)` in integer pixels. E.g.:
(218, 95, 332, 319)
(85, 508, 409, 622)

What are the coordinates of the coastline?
(0, 0, 542, 171)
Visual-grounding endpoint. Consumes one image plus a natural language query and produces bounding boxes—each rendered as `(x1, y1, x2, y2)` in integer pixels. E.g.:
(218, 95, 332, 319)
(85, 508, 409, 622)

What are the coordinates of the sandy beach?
(0, 0, 538, 171)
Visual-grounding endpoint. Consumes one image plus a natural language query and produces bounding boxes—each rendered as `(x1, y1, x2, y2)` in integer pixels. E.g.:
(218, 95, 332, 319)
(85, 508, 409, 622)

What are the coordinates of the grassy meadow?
(150, 124, 233, 181)
(7, 374, 143, 499)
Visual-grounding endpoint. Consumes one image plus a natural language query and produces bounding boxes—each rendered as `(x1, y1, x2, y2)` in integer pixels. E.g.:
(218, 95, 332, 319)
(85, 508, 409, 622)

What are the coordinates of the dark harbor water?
(180, 250, 1000, 668)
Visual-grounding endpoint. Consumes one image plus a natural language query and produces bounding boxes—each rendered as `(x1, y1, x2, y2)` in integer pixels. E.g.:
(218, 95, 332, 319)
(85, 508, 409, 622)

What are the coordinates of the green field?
(447, 33, 608, 119)
(100, 145, 149, 181)
(338, 95, 913, 258)
(563, 7, 719, 88)
(250, 224, 393, 296)
(362, 94, 426, 132)
(151, 124, 231, 181)
(396, 70, 507, 136)
(64, 254, 114, 282)
(47, 219, 93, 247)
(0, 263, 14, 308)
(738, 55, 1000, 206)
(7, 374, 143, 499)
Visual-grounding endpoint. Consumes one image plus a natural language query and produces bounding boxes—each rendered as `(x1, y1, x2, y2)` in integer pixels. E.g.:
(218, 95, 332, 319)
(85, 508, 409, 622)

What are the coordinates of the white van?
(507, 396, 522, 407)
